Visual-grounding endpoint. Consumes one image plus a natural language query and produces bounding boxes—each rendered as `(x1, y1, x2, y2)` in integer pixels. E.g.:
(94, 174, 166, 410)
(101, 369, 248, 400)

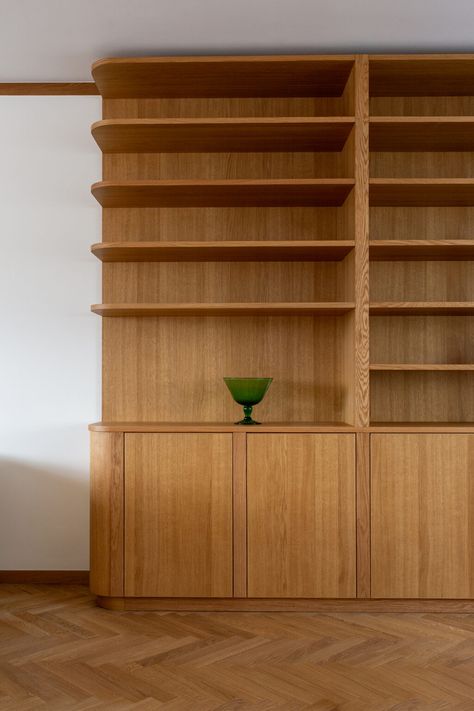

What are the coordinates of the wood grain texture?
(89, 432, 124, 597)
(92, 239, 355, 262)
(370, 315, 474, 365)
(247, 434, 356, 598)
(92, 117, 354, 152)
(371, 434, 474, 598)
(232, 433, 247, 598)
(92, 55, 355, 98)
(370, 117, 474, 151)
(89, 421, 474, 433)
(101, 260, 352, 305)
(371, 363, 474, 371)
(369, 422, 474, 432)
(370, 262, 474, 302)
(370, 151, 474, 180)
(124, 433, 233, 597)
(370, 179, 474, 206)
(370, 302, 474, 315)
(92, 179, 355, 207)
(90, 422, 356, 432)
(6, 585, 474, 710)
(370, 239, 474, 260)
(353, 56, 370, 428)
(356, 432, 370, 598)
(370, 95, 474, 117)
(369, 55, 474, 96)
(101, 316, 354, 423)
(102, 206, 346, 242)
(102, 96, 352, 119)
(102, 147, 353, 181)
(370, 371, 474, 423)
(97, 595, 474, 611)
(370, 206, 474, 241)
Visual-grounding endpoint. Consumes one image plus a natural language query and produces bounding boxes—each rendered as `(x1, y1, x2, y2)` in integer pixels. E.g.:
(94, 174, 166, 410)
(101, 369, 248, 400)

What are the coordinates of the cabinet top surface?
(89, 422, 474, 433)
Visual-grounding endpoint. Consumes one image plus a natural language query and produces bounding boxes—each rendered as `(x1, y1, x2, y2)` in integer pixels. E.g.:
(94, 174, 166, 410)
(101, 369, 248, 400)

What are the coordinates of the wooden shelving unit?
(92, 240, 355, 262)
(92, 117, 355, 153)
(89, 54, 474, 610)
(368, 55, 474, 426)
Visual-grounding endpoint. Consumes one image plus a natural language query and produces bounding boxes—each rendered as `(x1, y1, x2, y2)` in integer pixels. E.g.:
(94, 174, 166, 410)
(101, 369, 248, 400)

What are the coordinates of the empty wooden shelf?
(92, 55, 355, 98)
(91, 302, 355, 317)
(370, 117, 474, 151)
(92, 117, 355, 153)
(370, 302, 474, 315)
(369, 240, 474, 261)
(91, 179, 355, 208)
(91, 240, 355, 262)
(369, 55, 474, 96)
(370, 364, 474, 371)
(370, 179, 474, 207)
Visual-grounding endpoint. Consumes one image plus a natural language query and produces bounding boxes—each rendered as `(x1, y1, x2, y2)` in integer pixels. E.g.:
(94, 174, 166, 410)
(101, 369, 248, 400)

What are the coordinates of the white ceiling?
(1, 0, 474, 82)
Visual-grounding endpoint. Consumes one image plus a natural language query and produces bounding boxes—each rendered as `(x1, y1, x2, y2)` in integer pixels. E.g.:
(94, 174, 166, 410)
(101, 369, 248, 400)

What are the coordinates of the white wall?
(0, 97, 101, 569)
(2, 0, 474, 81)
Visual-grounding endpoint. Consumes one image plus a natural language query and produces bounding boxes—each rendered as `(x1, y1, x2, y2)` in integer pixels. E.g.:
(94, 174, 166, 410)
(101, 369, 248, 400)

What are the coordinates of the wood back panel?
(102, 315, 354, 423)
(101, 92, 357, 424)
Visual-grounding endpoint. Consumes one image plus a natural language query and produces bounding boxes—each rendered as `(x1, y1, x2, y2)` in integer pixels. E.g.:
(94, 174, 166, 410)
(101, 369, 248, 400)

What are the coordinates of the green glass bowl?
(223, 377, 272, 425)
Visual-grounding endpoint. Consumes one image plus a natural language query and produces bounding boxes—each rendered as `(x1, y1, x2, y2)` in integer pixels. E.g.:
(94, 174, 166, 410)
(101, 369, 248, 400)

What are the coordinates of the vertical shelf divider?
(354, 56, 370, 427)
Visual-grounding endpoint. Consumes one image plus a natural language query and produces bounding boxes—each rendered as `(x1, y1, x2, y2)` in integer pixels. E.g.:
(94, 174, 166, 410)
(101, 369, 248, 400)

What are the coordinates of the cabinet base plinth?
(96, 597, 474, 612)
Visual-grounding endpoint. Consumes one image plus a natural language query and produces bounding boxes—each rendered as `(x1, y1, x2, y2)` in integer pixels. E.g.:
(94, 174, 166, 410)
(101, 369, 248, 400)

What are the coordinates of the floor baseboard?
(0, 570, 89, 584)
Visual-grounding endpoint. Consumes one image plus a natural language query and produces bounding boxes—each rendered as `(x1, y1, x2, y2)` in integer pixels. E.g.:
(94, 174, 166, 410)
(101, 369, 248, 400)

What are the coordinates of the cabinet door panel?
(371, 434, 474, 599)
(247, 434, 356, 598)
(125, 433, 233, 597)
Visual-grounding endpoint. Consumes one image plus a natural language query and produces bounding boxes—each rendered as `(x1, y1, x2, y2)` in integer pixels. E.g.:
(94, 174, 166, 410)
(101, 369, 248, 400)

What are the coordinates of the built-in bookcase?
(368, 56, 474, 424)
(90, 54, 474, 428)
(90, 56, 364, 427)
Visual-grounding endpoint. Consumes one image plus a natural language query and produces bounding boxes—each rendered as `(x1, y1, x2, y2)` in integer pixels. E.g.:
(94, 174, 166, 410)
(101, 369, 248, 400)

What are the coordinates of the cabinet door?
(247, 434, 356, 598)
(371, 434, 474, 599)
(125, 433, 233, 597)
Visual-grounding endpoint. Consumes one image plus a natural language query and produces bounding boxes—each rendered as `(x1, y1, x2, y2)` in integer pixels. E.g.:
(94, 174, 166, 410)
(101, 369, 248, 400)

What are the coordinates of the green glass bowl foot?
(235, 417, 261, 425)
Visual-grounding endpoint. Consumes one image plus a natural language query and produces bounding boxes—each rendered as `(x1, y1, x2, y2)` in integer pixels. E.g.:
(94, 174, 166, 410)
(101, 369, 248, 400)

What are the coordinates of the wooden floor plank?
(0, 585, 473, 709)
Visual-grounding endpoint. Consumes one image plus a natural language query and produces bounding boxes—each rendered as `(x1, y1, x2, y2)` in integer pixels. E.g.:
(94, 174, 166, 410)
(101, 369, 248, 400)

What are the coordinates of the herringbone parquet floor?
(1, 585, 474, 710)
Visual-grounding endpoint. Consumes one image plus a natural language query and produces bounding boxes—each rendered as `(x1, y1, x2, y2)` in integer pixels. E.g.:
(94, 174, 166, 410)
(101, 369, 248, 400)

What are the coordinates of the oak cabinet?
(371, 434, 474, 599)
(247, 434, 356, 598)
(124, 433, 233, 597)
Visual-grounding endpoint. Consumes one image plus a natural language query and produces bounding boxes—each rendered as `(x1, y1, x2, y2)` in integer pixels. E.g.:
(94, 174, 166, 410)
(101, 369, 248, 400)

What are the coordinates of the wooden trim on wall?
(0, 571, 89, 584)
(0, 83, 98, 95)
